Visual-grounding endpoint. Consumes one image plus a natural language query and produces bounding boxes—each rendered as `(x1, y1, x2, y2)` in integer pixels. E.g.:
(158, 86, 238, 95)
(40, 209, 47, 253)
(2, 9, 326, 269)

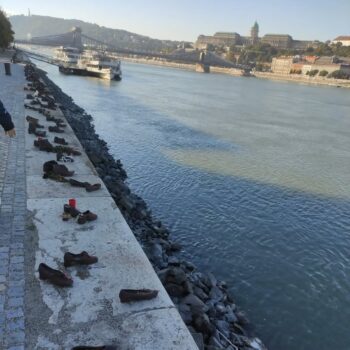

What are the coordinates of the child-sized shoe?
(56, 152, 74, 163)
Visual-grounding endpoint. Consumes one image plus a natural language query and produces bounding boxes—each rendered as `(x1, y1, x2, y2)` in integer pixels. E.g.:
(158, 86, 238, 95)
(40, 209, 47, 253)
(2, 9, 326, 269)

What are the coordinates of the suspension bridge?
(15, 27, 251, 71)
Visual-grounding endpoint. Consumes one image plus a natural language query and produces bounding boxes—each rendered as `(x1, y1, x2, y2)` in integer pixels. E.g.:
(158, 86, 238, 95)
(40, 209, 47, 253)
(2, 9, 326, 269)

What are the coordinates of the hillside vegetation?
(10, 14, 180, 52)
(0, 9, 14, 49)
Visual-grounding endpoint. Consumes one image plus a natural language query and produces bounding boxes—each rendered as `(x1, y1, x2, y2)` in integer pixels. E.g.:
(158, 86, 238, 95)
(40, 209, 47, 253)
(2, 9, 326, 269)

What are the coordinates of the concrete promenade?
(0, 62, 198, 349)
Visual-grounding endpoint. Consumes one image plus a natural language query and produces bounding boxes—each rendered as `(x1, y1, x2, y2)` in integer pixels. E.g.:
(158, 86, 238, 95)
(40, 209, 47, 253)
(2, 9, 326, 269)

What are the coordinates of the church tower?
(251, 21, 259, 45)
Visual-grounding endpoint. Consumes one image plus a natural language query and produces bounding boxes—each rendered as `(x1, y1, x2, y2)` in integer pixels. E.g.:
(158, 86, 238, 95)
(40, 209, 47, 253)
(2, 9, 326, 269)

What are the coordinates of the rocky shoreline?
(34, 64, 266, 350)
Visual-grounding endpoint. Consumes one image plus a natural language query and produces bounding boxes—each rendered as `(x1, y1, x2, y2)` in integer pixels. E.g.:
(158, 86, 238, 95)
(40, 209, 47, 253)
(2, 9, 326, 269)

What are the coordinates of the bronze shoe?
(34, 138, 54, 152)
(38, 263, 73, 287)
(85, 183, 101, 192)
(54, 136, 68, 145)
(48, 126, 64, 133)
(52, 164, 74, 177)
(63, 204, 80, 218)
(77, 211, 98, 224)
(64, 251, 98, 267)
(119, 289, 158, 303)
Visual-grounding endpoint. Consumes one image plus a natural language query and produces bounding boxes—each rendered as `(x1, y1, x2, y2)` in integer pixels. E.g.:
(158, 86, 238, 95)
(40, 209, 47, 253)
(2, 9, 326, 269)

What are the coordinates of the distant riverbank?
(254, 71, 350, 89)
(119, 56, 350, 88)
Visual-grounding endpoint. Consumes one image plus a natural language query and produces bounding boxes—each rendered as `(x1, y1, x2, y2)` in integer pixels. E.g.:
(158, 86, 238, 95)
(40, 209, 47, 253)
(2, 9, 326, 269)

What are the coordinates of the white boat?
(55, 47, 122, 81)
(55, 46, 80, 65)
(78, 50, 122, 80)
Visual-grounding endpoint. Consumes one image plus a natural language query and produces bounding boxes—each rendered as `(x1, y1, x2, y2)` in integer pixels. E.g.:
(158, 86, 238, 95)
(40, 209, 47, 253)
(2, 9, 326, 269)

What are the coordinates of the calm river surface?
(37, 59, 350, 350)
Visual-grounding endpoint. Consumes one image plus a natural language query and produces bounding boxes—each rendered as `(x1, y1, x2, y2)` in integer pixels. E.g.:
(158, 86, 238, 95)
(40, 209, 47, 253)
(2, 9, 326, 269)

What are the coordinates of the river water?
(36, 59, 350, 350)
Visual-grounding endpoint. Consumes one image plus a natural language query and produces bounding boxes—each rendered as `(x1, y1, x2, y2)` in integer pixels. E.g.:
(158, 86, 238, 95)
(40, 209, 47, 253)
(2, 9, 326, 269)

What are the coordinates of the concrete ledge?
(24, 78, 198, 349)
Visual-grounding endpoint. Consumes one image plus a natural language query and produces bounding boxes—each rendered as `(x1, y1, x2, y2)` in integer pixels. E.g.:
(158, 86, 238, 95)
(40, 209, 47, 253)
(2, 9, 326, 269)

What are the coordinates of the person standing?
(0, 99, 16, 137)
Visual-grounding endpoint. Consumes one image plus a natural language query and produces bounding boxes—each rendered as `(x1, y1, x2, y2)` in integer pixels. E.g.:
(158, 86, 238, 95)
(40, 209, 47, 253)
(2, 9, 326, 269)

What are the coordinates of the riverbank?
(118, 55, 350, 88)
(254, 71, 350, 88)
(33, 62, 267, 350)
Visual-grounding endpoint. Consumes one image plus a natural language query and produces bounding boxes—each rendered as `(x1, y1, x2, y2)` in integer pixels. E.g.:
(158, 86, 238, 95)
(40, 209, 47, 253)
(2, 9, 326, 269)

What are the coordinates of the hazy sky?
(2, 0, 349, 42)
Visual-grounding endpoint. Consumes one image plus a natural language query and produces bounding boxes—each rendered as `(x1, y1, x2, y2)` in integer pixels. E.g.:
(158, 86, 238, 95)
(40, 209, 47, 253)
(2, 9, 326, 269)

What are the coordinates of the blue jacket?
(0, 100, 14, 132)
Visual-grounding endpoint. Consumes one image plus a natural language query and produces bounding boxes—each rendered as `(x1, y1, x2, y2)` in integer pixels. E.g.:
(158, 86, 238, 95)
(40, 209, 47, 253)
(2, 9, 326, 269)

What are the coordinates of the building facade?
(271, 56, 350, 76)
(195, 22, 316, 50)
(332, 36, 350, 47)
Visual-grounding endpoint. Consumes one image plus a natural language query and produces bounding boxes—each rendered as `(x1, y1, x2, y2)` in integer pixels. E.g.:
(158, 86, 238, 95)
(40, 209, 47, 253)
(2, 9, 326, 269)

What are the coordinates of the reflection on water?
(36, 59, 350, 350)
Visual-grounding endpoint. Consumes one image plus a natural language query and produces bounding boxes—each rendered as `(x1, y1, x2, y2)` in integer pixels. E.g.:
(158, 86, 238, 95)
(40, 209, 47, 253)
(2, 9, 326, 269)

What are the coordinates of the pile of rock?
(34, 64, 266, 350)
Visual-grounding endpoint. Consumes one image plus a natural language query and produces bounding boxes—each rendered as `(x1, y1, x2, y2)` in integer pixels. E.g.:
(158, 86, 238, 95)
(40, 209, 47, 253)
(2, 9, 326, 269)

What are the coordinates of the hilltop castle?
(195, 21, 318, 50)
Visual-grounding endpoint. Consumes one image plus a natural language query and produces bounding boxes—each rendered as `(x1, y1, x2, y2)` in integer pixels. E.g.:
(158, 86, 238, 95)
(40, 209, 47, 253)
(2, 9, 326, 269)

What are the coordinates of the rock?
(168, 256, 181, 266)
(167, 267, 188, 285)
(225, 309, 238, 324)
(194, 286, 209, 301)
(178, 303, 193, 325)
(246, 337, 267, 350)
(215, 320, 230, 338)
(215, 303, 226, 315)
(193, 313, 215, 336)
(236, 310, 250, 326)
(168, 241, 182, 252)
(182, 260, 196, 271)
(147, 242, 166, 268)
(191, 332, 204, 350)
(165, 283, 186, 297)
(209, 286, 225, 303)
(208, 334, 224, 348)
(182, 294, 208, 313)
(208, 273, 217, 287)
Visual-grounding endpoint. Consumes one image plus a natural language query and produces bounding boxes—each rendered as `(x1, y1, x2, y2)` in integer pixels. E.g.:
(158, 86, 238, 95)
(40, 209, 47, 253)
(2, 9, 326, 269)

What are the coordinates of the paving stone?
(6, 308, 24, 319)
(8, 297, 24, 308)
(6, 317, 25, 331)
(8, 346, 25, 350)
(0, 65, 26, 349)
(5, 330, 25, 345)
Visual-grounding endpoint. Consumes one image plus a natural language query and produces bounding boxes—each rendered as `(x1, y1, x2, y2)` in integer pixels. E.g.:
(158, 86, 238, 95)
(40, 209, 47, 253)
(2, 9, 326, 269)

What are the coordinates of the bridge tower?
(71, 27, 83, 48)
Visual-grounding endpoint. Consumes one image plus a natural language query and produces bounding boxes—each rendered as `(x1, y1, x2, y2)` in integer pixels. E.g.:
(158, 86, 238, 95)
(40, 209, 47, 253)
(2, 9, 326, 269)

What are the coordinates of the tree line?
(0, 9, 14, 49)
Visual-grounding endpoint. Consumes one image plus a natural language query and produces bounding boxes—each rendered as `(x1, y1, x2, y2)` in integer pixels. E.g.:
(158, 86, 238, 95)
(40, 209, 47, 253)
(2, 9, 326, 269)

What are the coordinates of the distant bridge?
(15, 27, 251, 71)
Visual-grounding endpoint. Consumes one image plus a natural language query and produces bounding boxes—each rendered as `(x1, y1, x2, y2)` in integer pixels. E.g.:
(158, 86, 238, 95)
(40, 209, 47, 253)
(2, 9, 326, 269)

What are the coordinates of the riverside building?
(195, 21, 318, 50)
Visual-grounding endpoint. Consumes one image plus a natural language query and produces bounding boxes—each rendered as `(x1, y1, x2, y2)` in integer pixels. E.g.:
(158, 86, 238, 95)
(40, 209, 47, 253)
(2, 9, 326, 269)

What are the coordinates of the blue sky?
(2, 0, 349, 42)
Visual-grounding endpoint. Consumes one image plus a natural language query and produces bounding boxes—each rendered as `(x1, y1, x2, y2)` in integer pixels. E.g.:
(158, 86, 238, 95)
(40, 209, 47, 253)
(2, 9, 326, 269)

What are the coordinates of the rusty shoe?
(85, 183, 101, 192)
(52, 164, 74, 177)
(64, 251, 98, 267)
(34, 130, 46, 137)
(54, 136, 68, 145)
(77, 211, 98, 224)
(119, 289, 158, 303)
(48, 125, 64, 133)
(63, 204, 80, 218)
(38, 263, 73, 287)
(34, 138, 54, 152)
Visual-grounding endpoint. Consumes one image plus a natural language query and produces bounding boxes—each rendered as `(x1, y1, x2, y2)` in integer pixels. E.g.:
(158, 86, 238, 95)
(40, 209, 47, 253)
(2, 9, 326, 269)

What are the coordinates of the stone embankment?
(254, 71, 350, 88)
(119, 55, 350, 88)
(35, 63, 266, 350)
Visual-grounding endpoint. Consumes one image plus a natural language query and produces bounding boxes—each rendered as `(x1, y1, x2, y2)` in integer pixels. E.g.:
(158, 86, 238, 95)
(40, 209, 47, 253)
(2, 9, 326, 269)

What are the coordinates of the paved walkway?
(0, 63, 26, 349)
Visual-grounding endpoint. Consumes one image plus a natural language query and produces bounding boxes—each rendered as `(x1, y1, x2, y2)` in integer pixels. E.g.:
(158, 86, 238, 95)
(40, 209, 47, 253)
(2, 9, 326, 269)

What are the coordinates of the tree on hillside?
(0, 9, 14, 49)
